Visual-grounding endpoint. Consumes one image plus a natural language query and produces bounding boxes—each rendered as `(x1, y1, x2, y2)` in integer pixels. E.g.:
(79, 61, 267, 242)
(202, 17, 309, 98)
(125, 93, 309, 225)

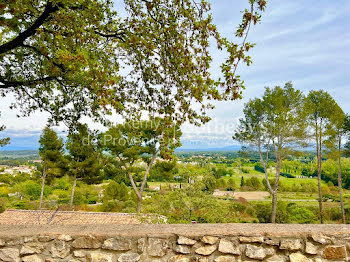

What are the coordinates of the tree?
(325, 109, 349, 223)
(38, 126, 64, 209)
(149, 160, 177, 182)
(66, 124, 102, 209)
(240, 176, 245, 188)
(0, 113, 10, 147)
(103, 181, 129, 202)
(1, 0, 265, 127)
(102, 117, 181, 213)
(234, 82, 306, 223)
(304, 90, 338, 223)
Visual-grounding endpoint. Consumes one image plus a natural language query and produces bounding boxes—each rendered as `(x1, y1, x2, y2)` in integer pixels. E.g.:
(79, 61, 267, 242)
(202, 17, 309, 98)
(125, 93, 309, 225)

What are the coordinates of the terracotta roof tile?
(0, 209, 144, 225)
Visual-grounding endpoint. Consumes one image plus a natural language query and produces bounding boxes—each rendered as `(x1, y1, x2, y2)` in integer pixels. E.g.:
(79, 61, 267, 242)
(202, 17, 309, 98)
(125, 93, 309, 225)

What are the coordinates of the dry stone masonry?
(0, 224, 349, 261)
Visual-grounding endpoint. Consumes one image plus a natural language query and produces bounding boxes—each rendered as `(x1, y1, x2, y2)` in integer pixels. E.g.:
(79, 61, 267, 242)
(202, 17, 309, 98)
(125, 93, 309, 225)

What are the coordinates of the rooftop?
(0, 209, 146, 225)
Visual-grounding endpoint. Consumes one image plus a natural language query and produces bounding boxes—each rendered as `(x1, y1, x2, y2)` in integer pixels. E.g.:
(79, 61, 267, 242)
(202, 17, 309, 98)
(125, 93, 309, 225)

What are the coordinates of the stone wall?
(0, 224, 349, 261)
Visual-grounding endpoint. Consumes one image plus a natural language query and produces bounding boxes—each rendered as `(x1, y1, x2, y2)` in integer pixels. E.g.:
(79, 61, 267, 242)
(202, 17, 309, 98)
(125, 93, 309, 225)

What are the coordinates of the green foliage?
(254, 164, 265, 173)
(0, 198, 6, 213)
(52, 189, 70, 204)
(0, 113, 10, 147)
(66, 124, 103, 184)
(54, 177, 70, 191)
(287, 204, 317, 224)
(0, 173, 11, 185)
(227, 178, 236, 191)
(1, 0, 265, 126)
(254, 202, 289, 223)
(39, 126, 65, 180)
(0, 186, 9, 197)
(103, 181, 129, 202)
(240, 176, 245, 187)
(280, 172, 295, 179)
(102, 118, 182, 212)
(245, 177, 261, 190)
(14, 181, 51, 200)
(149, 160, 178, 182)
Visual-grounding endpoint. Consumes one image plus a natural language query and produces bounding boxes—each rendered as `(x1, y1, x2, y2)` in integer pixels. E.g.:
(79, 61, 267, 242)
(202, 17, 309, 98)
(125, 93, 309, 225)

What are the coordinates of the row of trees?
(234, 82, 349, 223)
(38, 118, 181, 213)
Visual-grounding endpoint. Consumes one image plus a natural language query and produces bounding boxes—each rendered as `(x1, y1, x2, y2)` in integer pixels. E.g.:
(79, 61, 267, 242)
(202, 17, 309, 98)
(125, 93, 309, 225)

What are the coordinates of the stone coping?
(0, 224, 349, 238)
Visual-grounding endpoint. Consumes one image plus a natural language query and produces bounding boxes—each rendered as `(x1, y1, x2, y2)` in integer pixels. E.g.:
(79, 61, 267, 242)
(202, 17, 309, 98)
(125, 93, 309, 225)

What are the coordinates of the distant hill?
(0, 150, 39, 159)
(176, 145, 241, 152)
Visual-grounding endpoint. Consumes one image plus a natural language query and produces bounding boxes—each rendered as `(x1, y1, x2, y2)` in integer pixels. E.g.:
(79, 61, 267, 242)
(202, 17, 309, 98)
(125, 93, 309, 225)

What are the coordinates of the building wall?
(0, 224, 349, 261)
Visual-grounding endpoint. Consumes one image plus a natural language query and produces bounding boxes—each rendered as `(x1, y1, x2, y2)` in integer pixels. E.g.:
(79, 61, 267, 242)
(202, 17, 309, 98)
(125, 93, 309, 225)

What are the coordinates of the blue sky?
(1, 0, 350, 150)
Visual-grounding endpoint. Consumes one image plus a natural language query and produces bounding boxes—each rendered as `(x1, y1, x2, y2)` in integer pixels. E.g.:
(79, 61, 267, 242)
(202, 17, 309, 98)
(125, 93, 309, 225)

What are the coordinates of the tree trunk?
(338, 136, 346, 223)
(317, 148, 324, 224)
(39, 171, 46, 210)
(70, 175, 77, 209)
(315, 124, 324, 224)
(136, 196, 142, 214)
(271, 190, 277, 223)
(128, 153, 157, 214)
(128, 171, 142, 214)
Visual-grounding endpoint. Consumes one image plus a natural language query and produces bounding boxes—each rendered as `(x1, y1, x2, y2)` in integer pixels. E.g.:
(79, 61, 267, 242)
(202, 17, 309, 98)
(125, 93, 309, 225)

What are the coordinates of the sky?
(1, 0, 350, 150)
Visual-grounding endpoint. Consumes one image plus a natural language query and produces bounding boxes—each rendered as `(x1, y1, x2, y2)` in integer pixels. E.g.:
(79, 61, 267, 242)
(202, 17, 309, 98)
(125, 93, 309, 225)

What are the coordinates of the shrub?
(54, 177, 70, 190)
(103, 181, 129, 201)
(289, 206, 316, 224)
(280, 172, 295, 178)
(241, 168, 249, 174)
(99, 201, 120, 212)
(254, 202, 289, 223)
(0, 198, 6, 213)
(230, 201, 247, 213)
(254, 164, 265, 173)
(0, 187, 9, 197)
(226, 178, 235, 191)
(24, 181, 51, 200)
(0, 174, 12, 184)
(245, 177, 261, 190)
(324, 207, 342, 222)
(255, 203, 271, 223)
(52, 189, 70, 204)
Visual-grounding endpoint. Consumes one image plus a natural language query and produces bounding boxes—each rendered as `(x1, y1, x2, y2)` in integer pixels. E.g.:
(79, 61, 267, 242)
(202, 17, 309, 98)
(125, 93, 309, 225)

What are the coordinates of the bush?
(0, 174, 12, 184)
(12, 200, 25, 209)
(52, 189, 70, 204)
(0, 187, 9, 197)
(226, 178, 235, 191)
(99, 201, 122, 212)
(229, 201, 247, 213)
(254, 202, 289, 223)
(241, 168, 249, 174)
(324, 207, 342, 222)
(24, 181, 51, 200)
(54, 177, 70, 190)
(289, 206, 316, 224)
(255, 203, 271, 223)
(280, 172, 295, 178)
(245, 177, 261, 190)
(0, 198, 6, 213)
(254, 164, 265, 173)
(103, 181, 129, 201)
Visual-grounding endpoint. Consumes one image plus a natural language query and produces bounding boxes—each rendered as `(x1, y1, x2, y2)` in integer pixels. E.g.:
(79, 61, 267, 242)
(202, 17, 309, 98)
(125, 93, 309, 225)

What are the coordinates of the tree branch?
(22, 45, 66, 72)
(0, 2, 59, 54)
(0, 76, 56, 89)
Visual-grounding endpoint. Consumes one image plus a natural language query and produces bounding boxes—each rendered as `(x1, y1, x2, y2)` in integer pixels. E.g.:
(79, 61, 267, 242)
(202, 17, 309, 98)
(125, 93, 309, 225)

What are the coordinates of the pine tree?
(66, 124, 102, 209)
(38, 126, 64, 209)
